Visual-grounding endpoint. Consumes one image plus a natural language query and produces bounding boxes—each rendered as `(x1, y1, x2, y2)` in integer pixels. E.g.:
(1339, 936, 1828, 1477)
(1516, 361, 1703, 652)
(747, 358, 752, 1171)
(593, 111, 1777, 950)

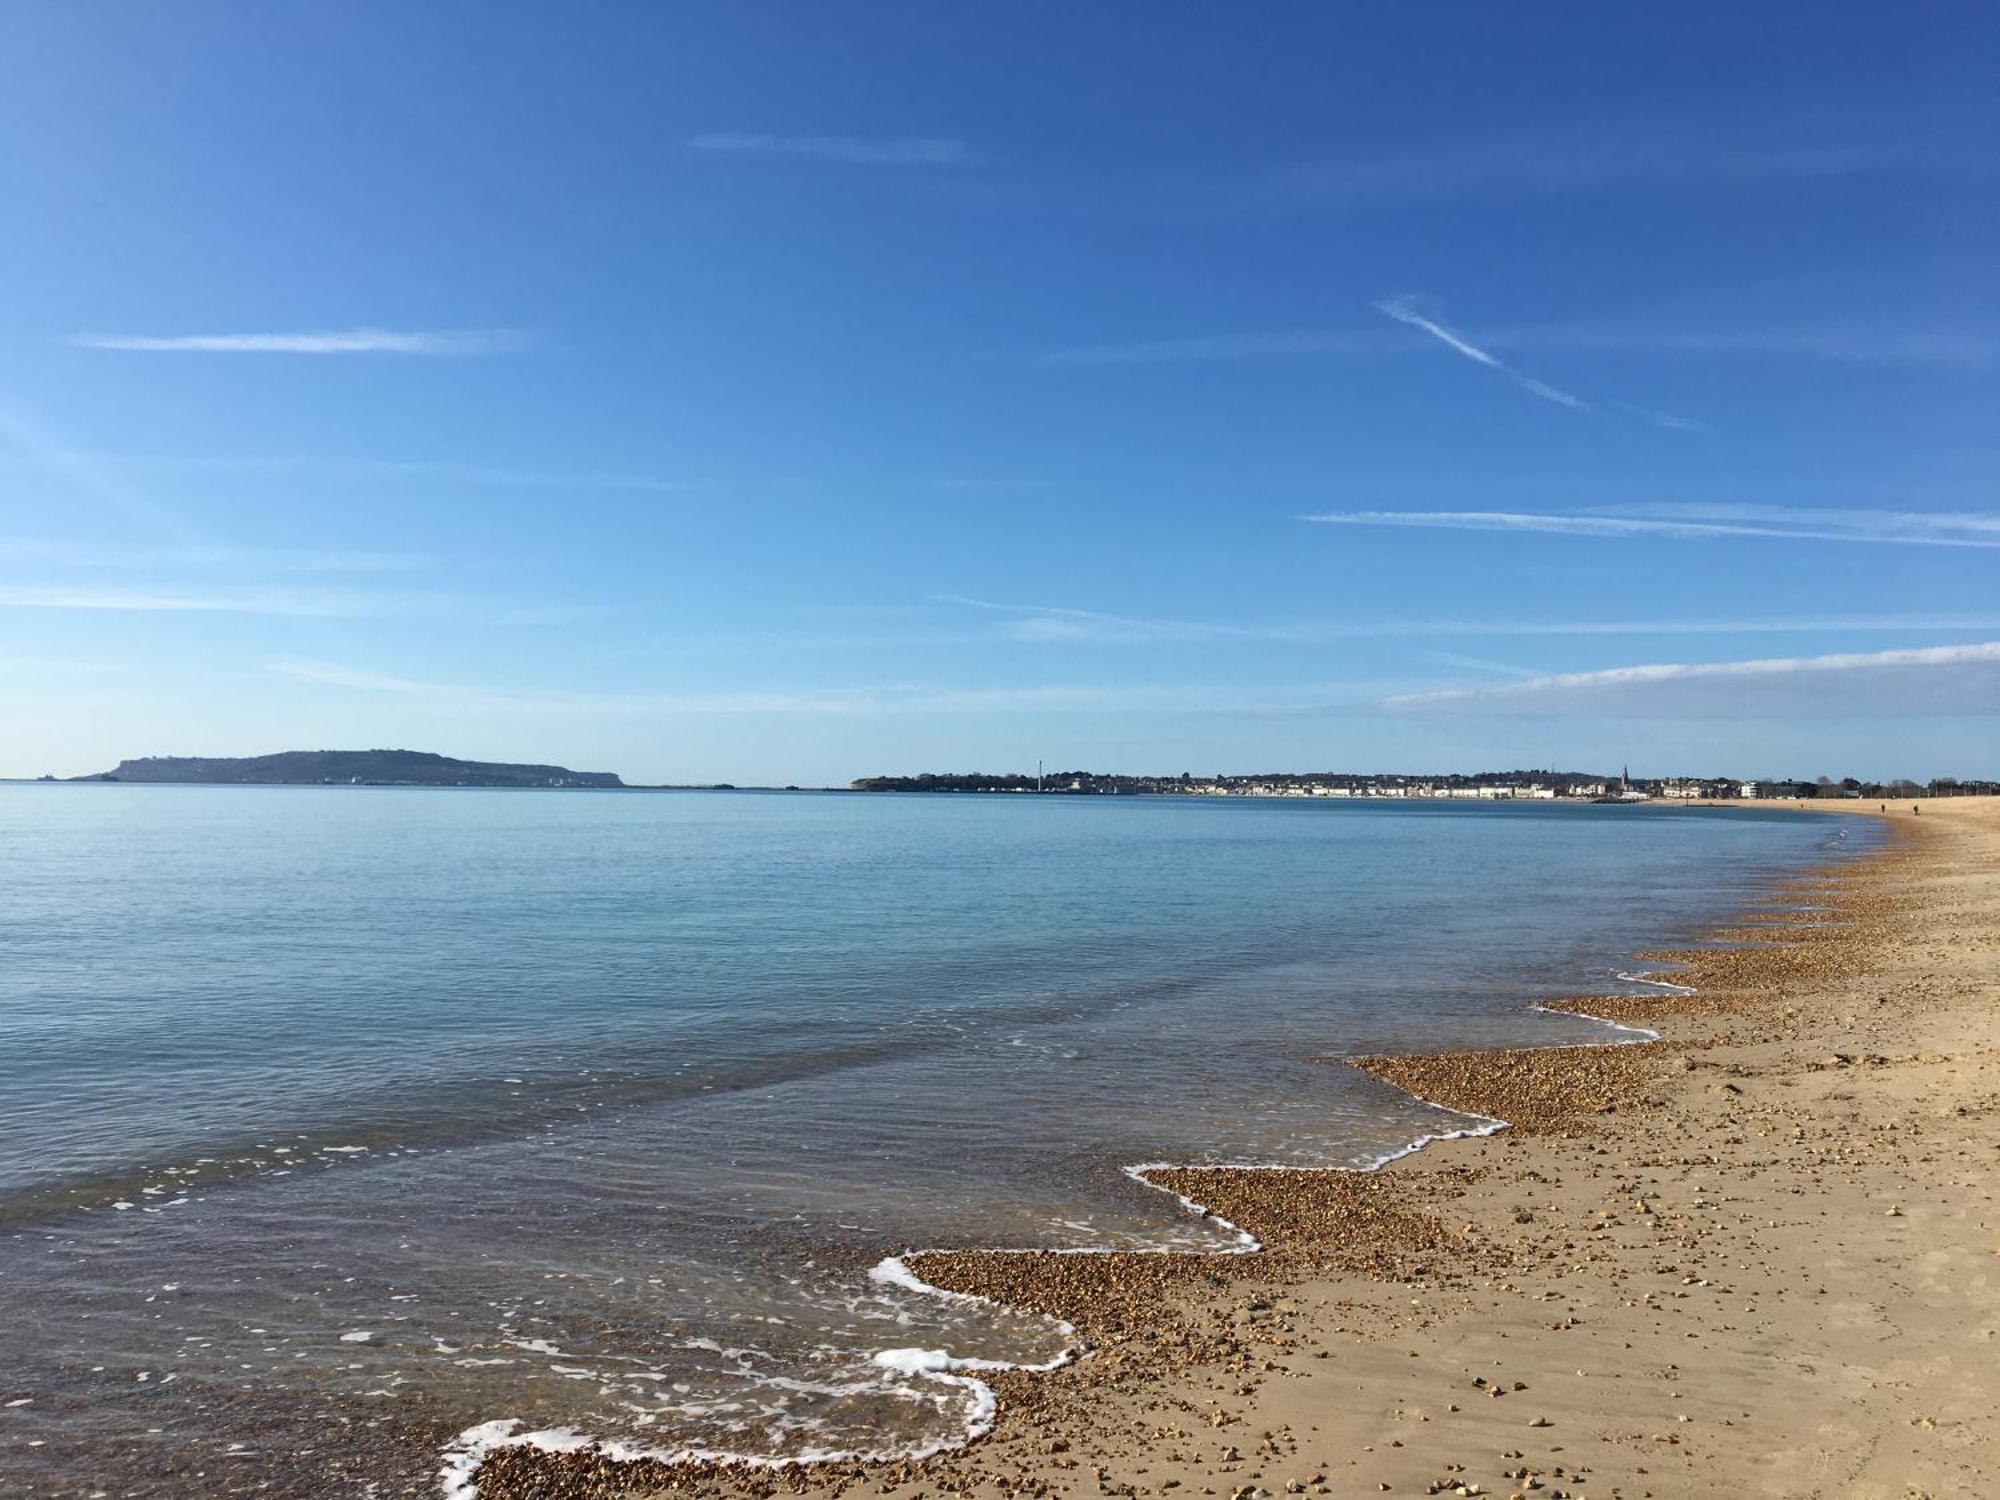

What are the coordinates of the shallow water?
(0, 786, 1872, 1494)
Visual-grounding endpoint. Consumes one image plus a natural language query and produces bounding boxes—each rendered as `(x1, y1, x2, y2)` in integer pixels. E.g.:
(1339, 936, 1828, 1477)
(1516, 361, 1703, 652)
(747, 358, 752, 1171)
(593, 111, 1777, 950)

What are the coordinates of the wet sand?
(477, 797, 1999, 1500)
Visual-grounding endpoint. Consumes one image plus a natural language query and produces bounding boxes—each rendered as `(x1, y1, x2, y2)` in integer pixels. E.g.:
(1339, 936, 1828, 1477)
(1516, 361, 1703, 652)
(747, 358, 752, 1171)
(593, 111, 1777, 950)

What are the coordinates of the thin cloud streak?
(1514, 322, 2000, 367)
(265, 659, 1356, 717)
(1303, 508, 2000, 549)
(1421, 651, 1543, 680)
(0, 537, 426, 574)
(1610, 401, 1708, 433)
(1375, 296, 1586, 408)
(10, 451, 697, 493)
(1604, 502, 2000, 538)
(1380, 641, 2000, 714)
(0, 584, 424, 618)
(0, 578, 608, 626)
(1033, 320, 2000, 370)
(364, 460, 691, 491)
(688, 133, 977, 167)
(0, 406, 191, 540)
(939, 593, 2000, 644)
(72, 329, 517, 355)
(937, 594, 1295, 644)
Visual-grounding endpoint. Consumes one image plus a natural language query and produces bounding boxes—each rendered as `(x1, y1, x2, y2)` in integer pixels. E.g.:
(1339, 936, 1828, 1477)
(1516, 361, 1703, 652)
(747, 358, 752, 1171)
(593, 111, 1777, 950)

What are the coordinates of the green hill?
(78, 749, 623, 789)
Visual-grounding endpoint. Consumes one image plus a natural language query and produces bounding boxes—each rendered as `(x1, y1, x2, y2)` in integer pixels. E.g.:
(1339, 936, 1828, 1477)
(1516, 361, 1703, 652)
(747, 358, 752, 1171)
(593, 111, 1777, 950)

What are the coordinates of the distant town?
(851, 768, 2000, 801)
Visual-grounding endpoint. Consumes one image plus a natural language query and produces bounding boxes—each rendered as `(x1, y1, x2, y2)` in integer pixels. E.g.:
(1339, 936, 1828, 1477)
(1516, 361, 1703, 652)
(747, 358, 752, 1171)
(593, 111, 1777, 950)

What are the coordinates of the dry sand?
(479, 798, 1999, 1500)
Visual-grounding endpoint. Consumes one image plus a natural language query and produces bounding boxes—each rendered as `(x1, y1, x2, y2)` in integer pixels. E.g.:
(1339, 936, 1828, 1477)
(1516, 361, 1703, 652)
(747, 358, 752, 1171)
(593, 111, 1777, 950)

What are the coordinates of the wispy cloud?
(1380, 641, 2000, 717)
(0, 405, 192, 538)
(1057, 295, 1701, 428)
(0, 537, 425, 574)
(689, 133, 977, 167)
(1038, 269, 2000, 376)
(1610, 401, 1708, 433)
(1421, 651, 1544, 680)
(270, 658, 929, 716)
(362, 460, 689, 491)
(940, 593, 2000, 644)
(491, 603, 617, 628)
(0, 584, 424, 618)
(1375, 295, 1587, 409)
(1302, 505, 2000, 549)
(1514, 322, 2000, 368)
(0, 654, 119, 678)
(1034, 319, 2000, 371)
(269, 661, 485, 696)
(937, 594, 1295, 645)
(265, 658, 1353, 717)
(1606, 502, 2000, 538)
(1, 450, 696, 494)
(72, 328, 516, 355)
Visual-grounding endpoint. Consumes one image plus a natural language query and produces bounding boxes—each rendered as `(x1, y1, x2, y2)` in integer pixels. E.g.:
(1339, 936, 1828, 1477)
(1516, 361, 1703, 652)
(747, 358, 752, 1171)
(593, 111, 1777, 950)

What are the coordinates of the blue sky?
(2, 2, 1996, 784)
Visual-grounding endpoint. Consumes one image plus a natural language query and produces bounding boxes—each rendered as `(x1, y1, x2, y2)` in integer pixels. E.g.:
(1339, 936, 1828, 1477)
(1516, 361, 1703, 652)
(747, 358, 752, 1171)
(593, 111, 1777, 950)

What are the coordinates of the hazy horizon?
(10, 748, 1974, 791)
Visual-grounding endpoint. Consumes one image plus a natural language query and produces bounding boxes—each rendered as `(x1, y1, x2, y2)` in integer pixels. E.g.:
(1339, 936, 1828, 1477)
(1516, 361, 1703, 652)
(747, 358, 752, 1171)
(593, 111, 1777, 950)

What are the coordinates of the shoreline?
(467, 800, 1999, 1499)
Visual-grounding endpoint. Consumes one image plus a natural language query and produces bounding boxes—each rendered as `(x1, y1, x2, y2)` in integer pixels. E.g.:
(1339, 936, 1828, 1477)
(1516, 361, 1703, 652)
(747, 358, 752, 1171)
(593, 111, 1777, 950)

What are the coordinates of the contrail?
(1376, 294, 1586, 408)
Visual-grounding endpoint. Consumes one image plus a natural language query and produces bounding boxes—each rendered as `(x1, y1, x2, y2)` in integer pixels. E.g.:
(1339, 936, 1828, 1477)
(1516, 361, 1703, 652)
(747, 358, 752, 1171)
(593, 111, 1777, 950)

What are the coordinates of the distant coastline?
(850, 767, 1994, 801)
(18, 752, 1994, 800)
(69, 749, 624, 790)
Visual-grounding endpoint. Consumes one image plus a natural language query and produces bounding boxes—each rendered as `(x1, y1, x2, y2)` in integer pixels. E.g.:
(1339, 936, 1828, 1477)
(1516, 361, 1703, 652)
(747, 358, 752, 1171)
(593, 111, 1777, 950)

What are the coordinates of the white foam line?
(1614, 970, 1698, 994)
(442, 969, 1702, 1496)
(1347, 1114, 1512, 1171)
(1527, 1003, 1663, 1045)
(440, 1392, 1015, 1500)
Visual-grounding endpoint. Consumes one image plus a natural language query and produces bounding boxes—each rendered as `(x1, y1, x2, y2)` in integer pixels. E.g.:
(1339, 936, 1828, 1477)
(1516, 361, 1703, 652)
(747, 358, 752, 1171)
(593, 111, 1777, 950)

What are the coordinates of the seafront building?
(1191, 779, 1575, 800)
(850, 770, 1998, 799)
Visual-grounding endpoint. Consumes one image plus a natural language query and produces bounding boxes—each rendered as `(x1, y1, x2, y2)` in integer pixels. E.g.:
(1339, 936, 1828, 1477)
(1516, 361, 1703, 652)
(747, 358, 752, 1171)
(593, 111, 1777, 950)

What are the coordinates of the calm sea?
(0, 785, 1871, 1495)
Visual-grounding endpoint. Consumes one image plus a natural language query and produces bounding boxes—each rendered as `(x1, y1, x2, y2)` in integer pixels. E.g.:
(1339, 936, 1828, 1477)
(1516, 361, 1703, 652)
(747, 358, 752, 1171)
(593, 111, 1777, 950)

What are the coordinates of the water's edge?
(441, 824, 1866, 1495)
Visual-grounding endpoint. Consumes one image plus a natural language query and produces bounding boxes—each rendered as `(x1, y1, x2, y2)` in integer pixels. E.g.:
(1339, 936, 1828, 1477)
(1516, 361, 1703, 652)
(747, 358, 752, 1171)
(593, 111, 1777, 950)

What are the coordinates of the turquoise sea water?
(0, 785, 1871, 1495)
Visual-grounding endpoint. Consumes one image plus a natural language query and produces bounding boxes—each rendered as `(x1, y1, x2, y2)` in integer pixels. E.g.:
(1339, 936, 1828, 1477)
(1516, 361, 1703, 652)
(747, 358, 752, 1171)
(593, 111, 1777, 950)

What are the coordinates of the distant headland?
(74, 749, 624, 789)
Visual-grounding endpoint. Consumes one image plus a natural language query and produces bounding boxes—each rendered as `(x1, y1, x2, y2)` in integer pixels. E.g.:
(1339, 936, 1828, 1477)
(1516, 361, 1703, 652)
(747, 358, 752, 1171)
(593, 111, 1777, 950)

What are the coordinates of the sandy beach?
(477, 797, 1999, 1500)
